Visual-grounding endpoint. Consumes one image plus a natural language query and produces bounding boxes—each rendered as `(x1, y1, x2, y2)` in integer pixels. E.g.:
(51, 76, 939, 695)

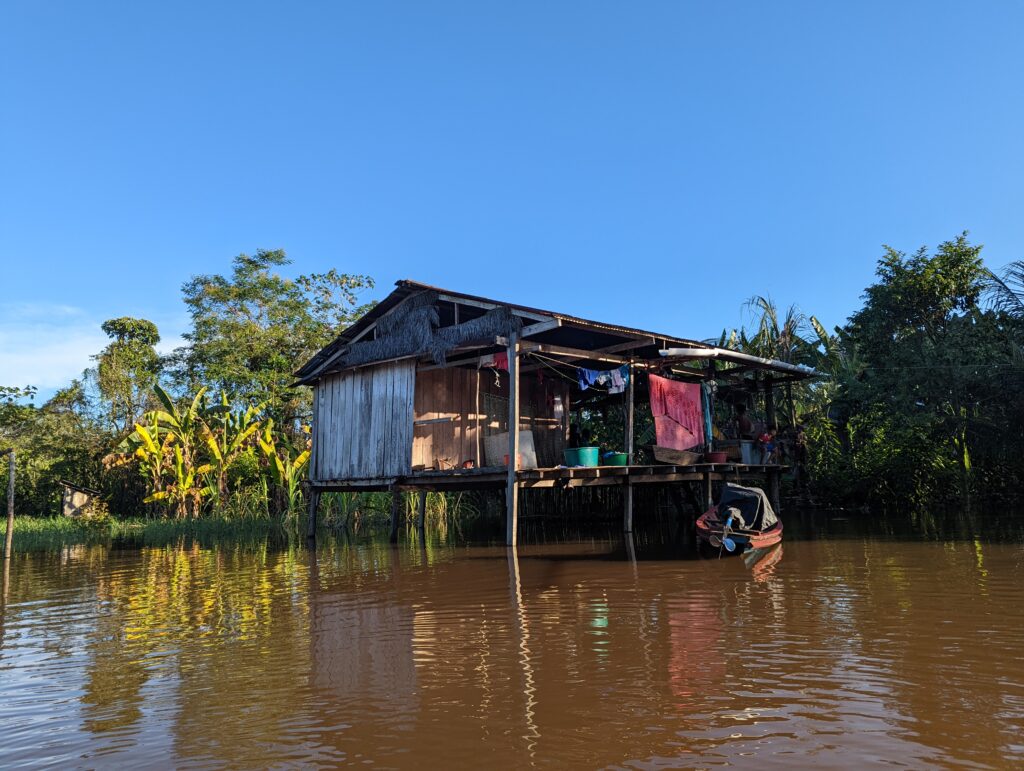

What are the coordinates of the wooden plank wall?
(412, 366, 568, 469)
(412, 367, 479, 470)
(311, 360, 416, 482)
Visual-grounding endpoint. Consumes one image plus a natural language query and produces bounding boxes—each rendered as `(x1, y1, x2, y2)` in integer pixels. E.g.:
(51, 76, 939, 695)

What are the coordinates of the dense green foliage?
(173, 249, 374, 421)
(727, 234, 1024, 508)
(1, 250, 372, 520)
(2, 235, 1023, 525)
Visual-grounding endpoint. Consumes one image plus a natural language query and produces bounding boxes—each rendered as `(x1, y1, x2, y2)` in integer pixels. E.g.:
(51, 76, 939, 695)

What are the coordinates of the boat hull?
(696, 506, 783, 554)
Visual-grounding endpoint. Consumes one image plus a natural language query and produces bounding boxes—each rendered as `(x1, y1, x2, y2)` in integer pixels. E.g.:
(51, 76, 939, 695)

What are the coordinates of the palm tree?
(985, 261, 1024, 319)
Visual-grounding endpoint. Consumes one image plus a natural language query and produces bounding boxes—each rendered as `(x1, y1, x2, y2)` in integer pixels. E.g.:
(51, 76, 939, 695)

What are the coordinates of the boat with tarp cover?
(697, 483, 782, 555)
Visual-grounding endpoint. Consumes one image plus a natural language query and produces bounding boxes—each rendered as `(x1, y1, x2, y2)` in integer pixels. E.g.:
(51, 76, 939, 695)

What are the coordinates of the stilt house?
(296, 280, 814, 545)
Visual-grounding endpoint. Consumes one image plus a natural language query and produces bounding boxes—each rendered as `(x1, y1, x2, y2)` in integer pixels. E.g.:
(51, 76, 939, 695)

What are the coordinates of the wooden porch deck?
(312, 462, 784, 492)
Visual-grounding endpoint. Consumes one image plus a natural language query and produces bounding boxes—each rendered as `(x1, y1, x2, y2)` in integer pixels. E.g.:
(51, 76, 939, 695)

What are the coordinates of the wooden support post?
(305, 487, 321, 541)
(764, 375, 777, 431)
(3, 450, 13, 558)
(764, 374, 781, 513)
(702, 470, 713, 511)
(625, 362, 635, 463)
(505, 333, 520, 547)
(475, 369, 482, 466)
(389, 490, 401, 544)
(416, 491, 427, 535)
(623, 362, 635, 532)
(705, 360, 716, 452)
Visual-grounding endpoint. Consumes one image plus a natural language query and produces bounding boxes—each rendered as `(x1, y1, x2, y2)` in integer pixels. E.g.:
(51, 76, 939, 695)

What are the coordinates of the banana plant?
(131, 417, 174, 511)
(106, 414, 175, 516)
(144, 445, 213, 518)
(200, 391, 265, 505)
(258, 420, 310, 516)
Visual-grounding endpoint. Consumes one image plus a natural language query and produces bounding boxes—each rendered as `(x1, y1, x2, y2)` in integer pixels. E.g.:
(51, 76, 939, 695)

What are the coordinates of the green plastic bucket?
(563, 448, 580, 466)
(604, 452, 628, 466)
(577, 446, 599, 467)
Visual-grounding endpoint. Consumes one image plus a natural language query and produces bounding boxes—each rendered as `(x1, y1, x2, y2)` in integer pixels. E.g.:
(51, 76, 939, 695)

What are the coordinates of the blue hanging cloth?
(578, 368, 601, 391)
(578, 365, 630, 393)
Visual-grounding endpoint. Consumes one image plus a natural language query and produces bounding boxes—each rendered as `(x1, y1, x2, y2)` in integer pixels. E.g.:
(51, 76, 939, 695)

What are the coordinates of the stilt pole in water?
(623, 362, 634, 533)
(389, 490, 401, 544)
(416, 491, 427, 536)
(305, 488, 320, 541)
(505, 334, 520, 547)
(768, 469, 781, 514)
(623, 485, 634, 533)
(3, 450, 13, 558)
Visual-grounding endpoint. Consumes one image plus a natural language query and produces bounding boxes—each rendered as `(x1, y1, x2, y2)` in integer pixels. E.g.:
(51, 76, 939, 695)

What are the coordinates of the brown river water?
(1, 516, 1023, 769)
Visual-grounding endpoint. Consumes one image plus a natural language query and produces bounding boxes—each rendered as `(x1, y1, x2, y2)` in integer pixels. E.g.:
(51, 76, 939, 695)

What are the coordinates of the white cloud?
(0, 304, 188, 397)
(0, 304, 107, 391)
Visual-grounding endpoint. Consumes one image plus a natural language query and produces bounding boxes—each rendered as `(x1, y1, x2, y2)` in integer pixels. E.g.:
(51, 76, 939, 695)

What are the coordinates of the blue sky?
(3, 1, 1023, 395)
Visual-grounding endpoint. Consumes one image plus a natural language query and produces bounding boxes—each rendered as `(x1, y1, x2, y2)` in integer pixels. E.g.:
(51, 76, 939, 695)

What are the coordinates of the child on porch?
(758, 428, 778, 464)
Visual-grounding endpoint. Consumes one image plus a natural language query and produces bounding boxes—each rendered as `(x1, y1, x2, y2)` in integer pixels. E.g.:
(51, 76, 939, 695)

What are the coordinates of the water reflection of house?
(667, 595, 724, 701)
(310, 595, 418, 716)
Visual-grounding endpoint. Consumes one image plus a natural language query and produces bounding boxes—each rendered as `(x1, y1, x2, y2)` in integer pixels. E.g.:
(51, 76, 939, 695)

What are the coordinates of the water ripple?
(0, 539, 1022, 767)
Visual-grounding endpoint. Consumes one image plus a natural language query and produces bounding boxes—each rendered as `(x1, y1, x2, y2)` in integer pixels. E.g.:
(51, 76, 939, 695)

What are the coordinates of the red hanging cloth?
(649, 374, 704, 451)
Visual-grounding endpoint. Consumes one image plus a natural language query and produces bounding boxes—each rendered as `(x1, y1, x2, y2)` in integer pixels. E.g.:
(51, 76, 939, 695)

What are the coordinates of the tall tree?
(95, 317, 162, 434)
(838, 233, 1015, 503)
(175, 249, 374, 420)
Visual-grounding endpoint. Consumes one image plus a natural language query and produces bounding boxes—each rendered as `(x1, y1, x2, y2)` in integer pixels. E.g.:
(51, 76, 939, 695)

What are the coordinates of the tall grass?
(9, 516, 293, 552)
(6, 492, 480, 552)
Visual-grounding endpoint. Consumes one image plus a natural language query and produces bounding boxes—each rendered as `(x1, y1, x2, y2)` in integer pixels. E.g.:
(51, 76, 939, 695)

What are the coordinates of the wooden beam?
(520, 319, 562, 338)
(437, 293, 549, 322)
(505, 334, 520, 547)
(598, 338, 656, 354)
(519, 341, 632, 366)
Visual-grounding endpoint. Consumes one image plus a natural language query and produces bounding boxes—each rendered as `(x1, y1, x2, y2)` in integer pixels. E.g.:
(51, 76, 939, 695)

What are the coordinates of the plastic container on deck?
(563, 448, 580, 466)
(604, 452, 628, 466)
(577, 447, 600, 467)
(740, 440, 756, 464)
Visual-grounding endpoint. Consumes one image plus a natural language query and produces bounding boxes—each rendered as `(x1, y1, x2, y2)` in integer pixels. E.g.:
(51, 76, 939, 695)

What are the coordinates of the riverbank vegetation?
(7, 489, 473, 552)
(2, 234, 1023, 529)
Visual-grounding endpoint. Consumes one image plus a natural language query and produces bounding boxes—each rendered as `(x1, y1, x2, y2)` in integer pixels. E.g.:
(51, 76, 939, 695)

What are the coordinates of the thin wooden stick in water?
(3, 449, 13, 558)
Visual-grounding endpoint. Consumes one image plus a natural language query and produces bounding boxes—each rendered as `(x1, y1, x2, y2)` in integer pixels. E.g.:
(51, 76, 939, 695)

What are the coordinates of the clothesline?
(489, 350, 715, 393)
(525, 353, 630, 394)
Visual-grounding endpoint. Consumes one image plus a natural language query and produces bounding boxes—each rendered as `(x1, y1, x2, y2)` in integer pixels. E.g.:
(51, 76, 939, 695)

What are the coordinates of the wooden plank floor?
(313, 463, 786, 492)
(390, 463, 785, 491)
